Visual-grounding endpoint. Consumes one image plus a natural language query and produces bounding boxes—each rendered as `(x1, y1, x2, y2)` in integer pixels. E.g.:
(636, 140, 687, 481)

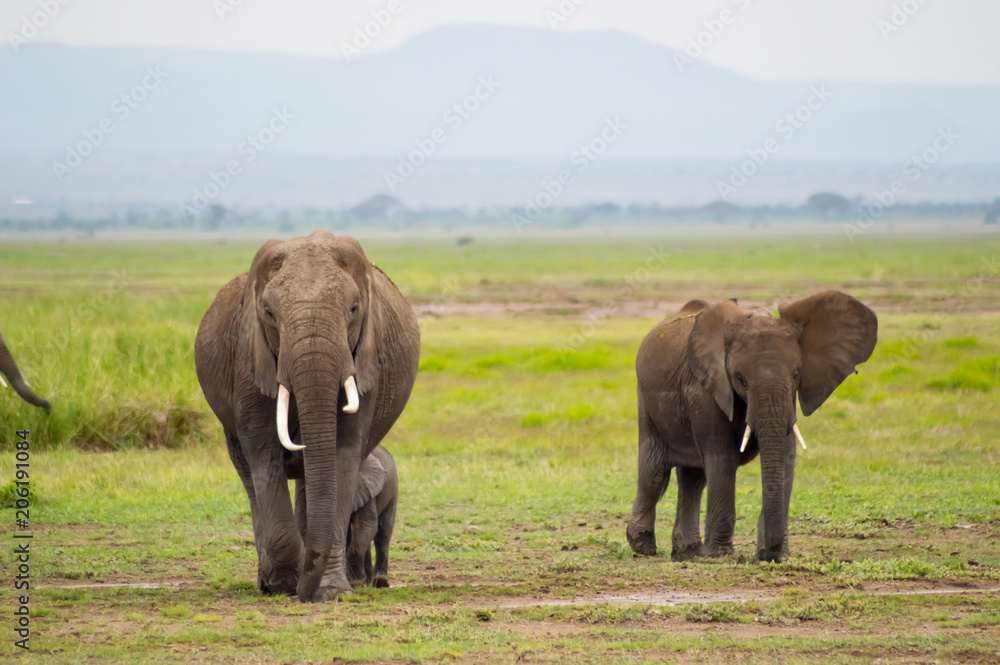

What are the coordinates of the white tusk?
(343, 375, 359, 414)
(740, 425, 751, 453)
(276, 385, 305, 451)
(0, 375, 7, 388)
(792, 423, 807, 450)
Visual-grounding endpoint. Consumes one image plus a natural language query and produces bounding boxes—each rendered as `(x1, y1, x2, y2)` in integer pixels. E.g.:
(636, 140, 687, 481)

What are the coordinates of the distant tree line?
(2, 193, 999, 234)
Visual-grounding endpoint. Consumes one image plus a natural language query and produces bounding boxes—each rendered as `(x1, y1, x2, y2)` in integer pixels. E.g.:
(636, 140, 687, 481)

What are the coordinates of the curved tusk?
(277, 385, 305, 451)
(0, 375, 7, 388)
(740, 425, 751, 453)
(343, 375, 359, 414)
(792, 423, 807, 450)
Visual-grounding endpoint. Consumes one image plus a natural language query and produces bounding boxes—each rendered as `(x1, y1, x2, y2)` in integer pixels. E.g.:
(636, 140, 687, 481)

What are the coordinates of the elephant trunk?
(283, 321, 358, 602)
(750, 386, 794, 562)
(0, 335, 51, 412)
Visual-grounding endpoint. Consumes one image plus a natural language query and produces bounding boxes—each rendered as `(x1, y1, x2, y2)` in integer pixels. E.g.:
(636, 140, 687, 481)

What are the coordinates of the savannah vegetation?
(1, 234, 998, 663)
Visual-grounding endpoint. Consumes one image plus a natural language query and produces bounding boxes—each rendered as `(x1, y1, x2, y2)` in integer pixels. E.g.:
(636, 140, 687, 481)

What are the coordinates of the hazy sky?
(3, 0, 999, 84)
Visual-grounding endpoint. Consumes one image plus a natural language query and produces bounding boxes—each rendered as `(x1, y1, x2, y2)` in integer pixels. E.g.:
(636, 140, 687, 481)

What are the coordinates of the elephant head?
(244, 230, 381, 597)
(687, 291, 877, 561)
(0, 330, 51, 412)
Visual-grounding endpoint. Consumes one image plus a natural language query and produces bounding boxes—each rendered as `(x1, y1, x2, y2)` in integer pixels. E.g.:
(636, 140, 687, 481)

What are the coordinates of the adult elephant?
(0, 330, 51, 411)
(195, 231, 419, 602)
(626, 291, 876, 563)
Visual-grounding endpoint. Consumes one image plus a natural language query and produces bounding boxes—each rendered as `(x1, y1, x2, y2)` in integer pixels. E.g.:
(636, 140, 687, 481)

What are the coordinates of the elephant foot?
(704, 543, 734, 558)
(757, 546, 790, 563)
(373, 574, 389, 589)
(257, 565, 298, 596)
(346, 568, 368, 588)
(670, 541, 703, 562)
(626, 523, 657, 556)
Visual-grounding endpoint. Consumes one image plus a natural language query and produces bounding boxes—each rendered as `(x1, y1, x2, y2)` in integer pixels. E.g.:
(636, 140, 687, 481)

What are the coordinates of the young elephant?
(626, 292, 877, 562)
(347, 446, 397, 588)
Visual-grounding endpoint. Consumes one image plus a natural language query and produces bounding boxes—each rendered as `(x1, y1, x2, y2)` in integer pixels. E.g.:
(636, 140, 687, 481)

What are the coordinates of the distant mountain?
(1, 25, 998, 208)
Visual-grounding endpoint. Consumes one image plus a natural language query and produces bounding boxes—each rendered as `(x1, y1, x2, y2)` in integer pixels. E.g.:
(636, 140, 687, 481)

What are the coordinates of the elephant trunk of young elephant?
(283, 323, 359, 602)
(749, 387, 794, 562)
(0, 336, 51, 411)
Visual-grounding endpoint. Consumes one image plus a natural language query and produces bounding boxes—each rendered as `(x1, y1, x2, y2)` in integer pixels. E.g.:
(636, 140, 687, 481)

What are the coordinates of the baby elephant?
(347, 446, 397, 588)
(627, 292, 876, 562)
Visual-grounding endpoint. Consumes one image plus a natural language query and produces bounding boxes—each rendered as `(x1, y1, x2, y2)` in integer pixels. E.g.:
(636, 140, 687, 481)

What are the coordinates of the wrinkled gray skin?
(0, 330, 51, 412)
(194, 231, 419, 602)
(626, 291, 877, 562)
(346, 445, 397, 589)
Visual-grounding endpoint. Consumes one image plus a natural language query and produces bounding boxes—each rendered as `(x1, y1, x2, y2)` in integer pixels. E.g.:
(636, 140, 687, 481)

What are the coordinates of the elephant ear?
(686, 300, 748, 421)
(354, 266, 381, 395)
(352, 453, 387, 513)
(779, 290, 878, 416)
(245, 239, 283, 399)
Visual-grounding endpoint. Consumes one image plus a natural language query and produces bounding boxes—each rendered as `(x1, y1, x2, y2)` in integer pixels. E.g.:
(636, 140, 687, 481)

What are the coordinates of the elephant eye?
(351, 301, 360, 314)
(793, 368, 801, 379)
(263, 306, 274, 319)
(735, 372, 747, 388)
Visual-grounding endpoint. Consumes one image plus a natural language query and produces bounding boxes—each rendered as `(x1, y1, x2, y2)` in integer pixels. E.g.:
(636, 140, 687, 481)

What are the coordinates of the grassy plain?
(1, 233, 999, 663)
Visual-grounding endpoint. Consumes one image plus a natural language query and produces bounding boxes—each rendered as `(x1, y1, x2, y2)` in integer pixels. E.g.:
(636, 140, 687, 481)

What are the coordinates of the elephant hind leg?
(672, 466, 706, 561)
(627, 407, 671, 556)
(347, 501, 378, 586)
(372, 498, 396, 588)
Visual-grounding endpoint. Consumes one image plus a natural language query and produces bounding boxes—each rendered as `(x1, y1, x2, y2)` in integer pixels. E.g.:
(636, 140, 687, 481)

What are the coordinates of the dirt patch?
(415, 300, 727, 320)
(38, 577, 999, 610)
(490, 583, 1000, 609)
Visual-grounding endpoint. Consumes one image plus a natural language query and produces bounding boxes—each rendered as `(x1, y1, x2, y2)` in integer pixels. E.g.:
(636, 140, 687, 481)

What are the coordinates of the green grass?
(0, 235, 999, 663)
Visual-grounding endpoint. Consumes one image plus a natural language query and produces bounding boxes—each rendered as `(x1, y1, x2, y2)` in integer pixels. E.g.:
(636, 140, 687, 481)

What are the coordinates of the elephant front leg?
(671, 466, 706, 560)
(244, 431, 302, 595)
(703, 454, 738, 557)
